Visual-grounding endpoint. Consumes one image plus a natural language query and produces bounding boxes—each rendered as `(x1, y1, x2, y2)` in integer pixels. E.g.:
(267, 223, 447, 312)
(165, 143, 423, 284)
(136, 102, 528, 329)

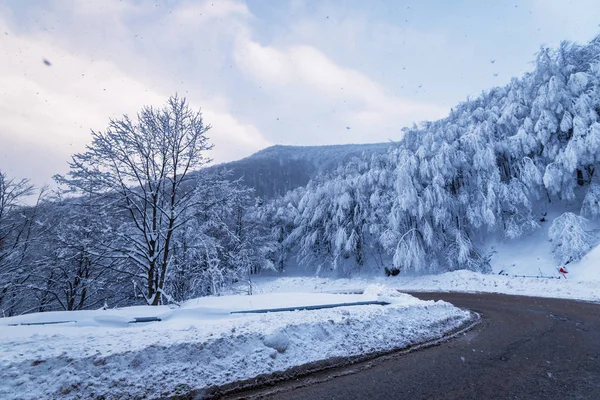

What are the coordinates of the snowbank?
(0, 289, 471, 400)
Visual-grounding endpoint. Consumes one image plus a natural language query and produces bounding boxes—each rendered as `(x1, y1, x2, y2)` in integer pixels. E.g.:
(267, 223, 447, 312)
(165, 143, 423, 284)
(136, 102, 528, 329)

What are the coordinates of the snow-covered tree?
(0, 172, 34, 274)
(0, 172, 40, 316)
(548, 212, 592, 264)
(167, 172, 277, 300)
(581, 182, 600, 218)
(56, 95, 213, 305)
(267, 34, 600, 276)
(32, 194, 120, 311)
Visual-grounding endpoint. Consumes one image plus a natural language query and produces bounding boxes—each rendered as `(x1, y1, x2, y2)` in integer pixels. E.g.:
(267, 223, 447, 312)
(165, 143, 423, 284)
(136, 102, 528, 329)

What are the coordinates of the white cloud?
(529, 0, 600, 44)
(233, 34, 447, 140)
(204, 109, 271, 163)
(170, 0, 251, 26)
(71, 0, 138, 17)
(0, 18, 166, 186)
(6, 0, 511, 188)
(235, 40, 291, 85)
(0, 3, 271, 187)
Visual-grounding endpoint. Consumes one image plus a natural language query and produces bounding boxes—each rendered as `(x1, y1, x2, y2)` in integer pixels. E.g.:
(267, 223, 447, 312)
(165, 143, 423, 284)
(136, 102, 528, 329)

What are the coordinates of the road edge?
(170, 311, 481, 400)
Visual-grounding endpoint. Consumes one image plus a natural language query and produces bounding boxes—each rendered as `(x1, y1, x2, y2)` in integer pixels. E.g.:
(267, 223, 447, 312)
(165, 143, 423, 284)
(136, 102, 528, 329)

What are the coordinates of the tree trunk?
(577, 169, 585, 186)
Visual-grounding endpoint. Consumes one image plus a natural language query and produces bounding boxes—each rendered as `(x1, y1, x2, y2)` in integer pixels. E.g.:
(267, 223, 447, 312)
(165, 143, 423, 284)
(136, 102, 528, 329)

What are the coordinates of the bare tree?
(31, 193, 118, 312)
(57, 95, 212, 305)
(0, 171, 34, 256)
(0, 171, 37, 315)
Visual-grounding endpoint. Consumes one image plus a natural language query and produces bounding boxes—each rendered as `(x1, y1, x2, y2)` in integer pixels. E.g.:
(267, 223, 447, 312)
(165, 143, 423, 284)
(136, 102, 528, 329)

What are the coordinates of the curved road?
(221, 292, 600, 400)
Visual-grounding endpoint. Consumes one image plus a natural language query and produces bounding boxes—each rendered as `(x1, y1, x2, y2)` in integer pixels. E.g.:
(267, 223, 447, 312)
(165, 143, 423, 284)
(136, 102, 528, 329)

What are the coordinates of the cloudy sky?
(1, 0, 599, 188)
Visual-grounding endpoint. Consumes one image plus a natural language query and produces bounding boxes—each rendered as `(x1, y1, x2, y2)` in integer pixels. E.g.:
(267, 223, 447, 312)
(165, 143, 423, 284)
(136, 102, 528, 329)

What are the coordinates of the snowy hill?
(207, 143, 391, 198)
(260, 35, 600, 277)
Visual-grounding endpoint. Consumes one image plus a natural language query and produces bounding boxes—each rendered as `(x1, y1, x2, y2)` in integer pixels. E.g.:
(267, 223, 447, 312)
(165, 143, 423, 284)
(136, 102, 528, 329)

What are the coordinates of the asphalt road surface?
(220, 292, 600, 400)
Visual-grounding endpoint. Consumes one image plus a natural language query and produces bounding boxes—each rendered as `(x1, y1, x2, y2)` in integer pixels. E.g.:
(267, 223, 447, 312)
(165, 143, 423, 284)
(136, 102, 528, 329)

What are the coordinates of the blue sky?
(1, 0, 599, 187)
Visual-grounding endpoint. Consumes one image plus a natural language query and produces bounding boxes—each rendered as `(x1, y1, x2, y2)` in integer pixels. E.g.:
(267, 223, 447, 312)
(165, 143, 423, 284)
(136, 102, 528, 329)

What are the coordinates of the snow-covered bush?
(581, 183, 600, 218)
(548, 212, 592, 264)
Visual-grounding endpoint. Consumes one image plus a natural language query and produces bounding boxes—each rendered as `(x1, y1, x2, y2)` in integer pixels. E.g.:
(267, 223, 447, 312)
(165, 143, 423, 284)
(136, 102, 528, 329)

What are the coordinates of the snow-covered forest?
(2, 35, 600, 316)
(271, 36, 600, 276)
(0, 96, 276, 316)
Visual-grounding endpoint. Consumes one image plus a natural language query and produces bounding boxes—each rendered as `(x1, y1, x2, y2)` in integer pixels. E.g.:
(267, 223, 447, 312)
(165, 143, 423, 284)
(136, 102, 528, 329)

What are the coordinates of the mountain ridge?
(207, 142, 392, 198)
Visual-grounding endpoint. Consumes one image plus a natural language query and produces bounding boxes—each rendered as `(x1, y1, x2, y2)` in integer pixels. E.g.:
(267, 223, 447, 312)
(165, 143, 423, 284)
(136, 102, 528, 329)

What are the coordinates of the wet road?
(221, 292, 600, 400)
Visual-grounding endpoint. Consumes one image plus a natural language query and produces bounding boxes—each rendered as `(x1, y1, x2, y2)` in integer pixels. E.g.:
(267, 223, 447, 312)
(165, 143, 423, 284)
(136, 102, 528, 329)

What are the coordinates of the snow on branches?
(271, 34, 600, 276)
(548, 212, 592, 264)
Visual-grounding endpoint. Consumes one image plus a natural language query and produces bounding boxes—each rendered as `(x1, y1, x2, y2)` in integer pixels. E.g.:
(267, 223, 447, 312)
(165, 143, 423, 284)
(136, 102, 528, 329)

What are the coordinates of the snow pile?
(0, 291, 470, 400)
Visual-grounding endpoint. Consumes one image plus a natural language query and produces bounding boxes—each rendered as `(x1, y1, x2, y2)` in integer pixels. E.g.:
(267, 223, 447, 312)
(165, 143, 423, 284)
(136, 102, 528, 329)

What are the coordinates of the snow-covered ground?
(253, 220, 600, 303)
(253, 237, 600, 303)
(481, 205, 600, 282)
(0, 287, 471, 400)
(253, 270, 599, 303)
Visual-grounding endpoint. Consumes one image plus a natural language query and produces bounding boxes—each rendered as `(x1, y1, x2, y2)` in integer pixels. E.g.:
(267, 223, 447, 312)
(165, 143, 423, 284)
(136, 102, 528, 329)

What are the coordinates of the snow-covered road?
(227, 292, 600, 400)
(0, 286, 471, 400)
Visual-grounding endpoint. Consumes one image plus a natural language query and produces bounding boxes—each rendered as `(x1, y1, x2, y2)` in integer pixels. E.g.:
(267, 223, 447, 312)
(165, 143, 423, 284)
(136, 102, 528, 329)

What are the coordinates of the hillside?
(261, 35, 600, 277)
(207, 143, 391, 198)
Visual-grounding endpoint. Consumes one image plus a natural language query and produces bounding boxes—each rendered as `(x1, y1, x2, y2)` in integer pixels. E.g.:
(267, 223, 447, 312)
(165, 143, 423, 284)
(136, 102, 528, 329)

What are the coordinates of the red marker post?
(558, 266, 568, 279)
